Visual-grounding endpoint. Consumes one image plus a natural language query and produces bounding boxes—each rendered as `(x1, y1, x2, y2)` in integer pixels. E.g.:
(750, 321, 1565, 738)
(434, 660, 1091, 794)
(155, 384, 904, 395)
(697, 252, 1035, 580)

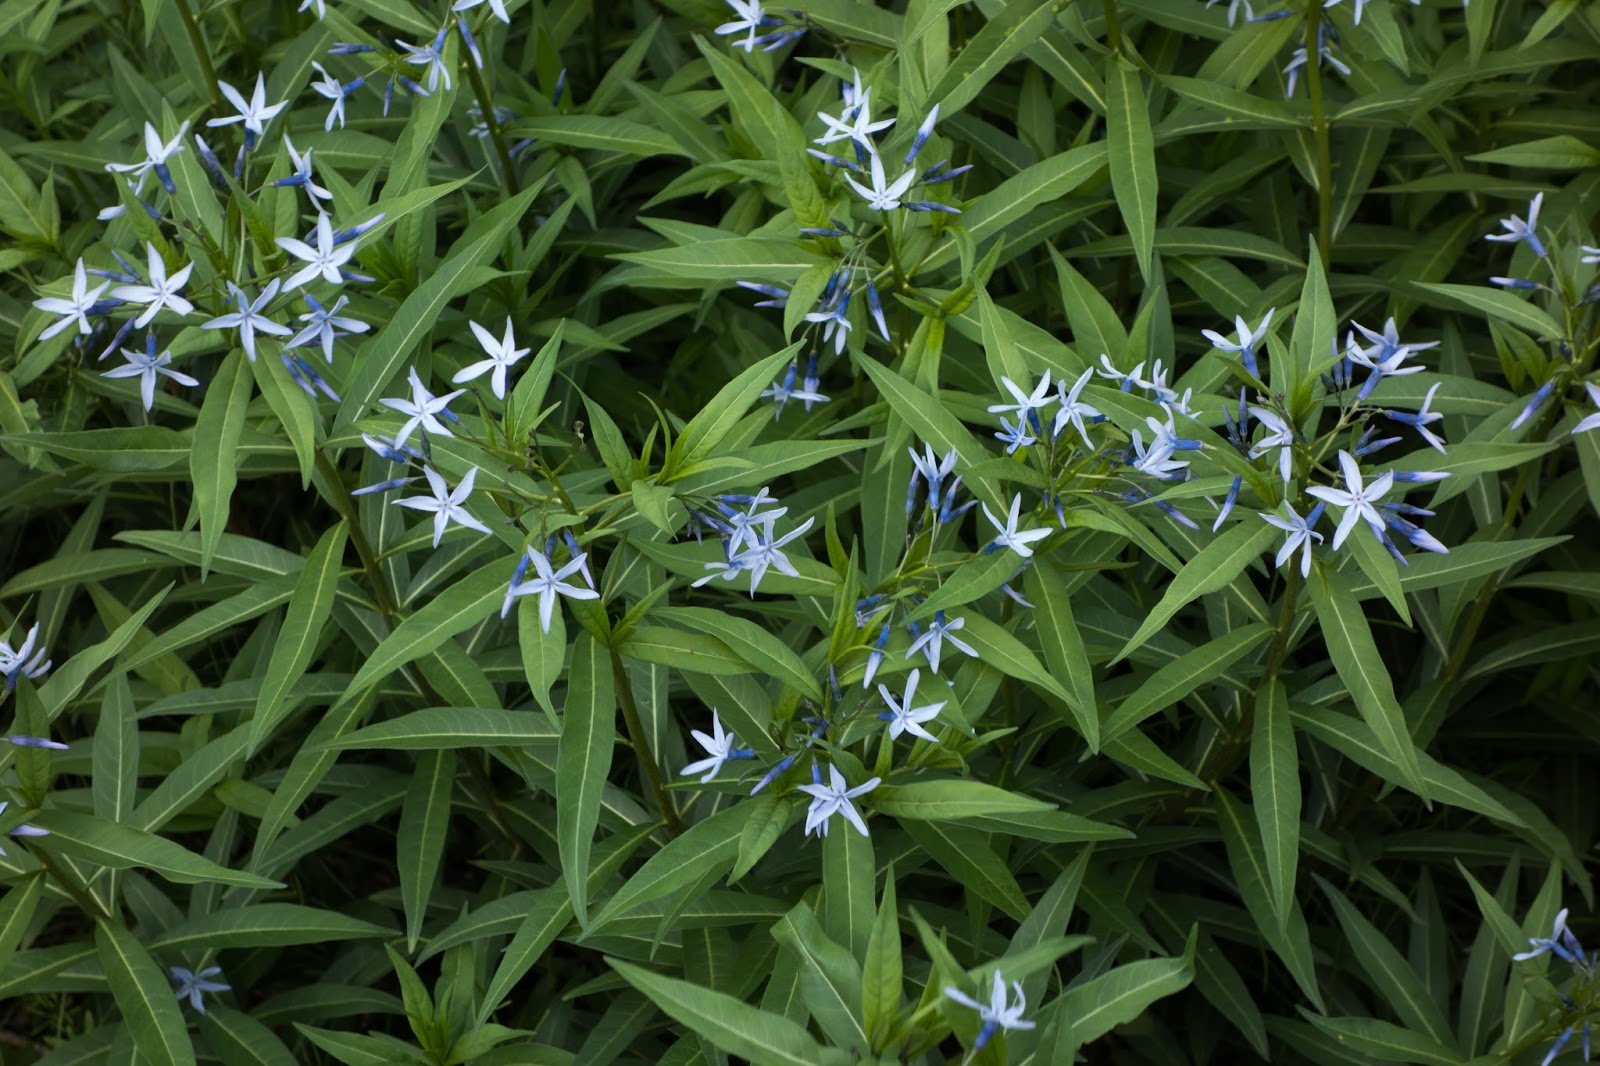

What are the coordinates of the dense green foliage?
(1, 0, 1598, 1063)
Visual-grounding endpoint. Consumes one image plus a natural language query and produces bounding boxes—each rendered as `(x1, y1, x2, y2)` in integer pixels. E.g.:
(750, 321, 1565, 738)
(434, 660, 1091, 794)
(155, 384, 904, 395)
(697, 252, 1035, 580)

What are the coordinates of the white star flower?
(878, 668, 945, 742)
(276, 213, 356, 290)
(34, 259, 109, 341)
(207, 73, 288, 145)
(109, 243, 195, 328)
(798, 763, 880, 837)
(201, 279, 292, 362)
(101, 335, 199, 411)
(679, 711, 741, 783)
(1306, 451, 1393, 550)
(393, 466, 494, 547)
(503, 545, 600, 632)
(981, 494, 1051, 557)
(453, 317, 531, 400)
(904, 610, 977, 675)
(944, 970, 1036, 1050)
(379, 367, 466, 447)
(843, 149, 917, 211)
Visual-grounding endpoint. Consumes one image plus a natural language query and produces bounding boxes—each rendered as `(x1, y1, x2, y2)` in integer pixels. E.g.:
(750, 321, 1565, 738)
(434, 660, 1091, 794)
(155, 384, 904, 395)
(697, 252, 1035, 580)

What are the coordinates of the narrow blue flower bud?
(1212, 475, 1241, 532)
(1392, 470, 1449, 484)
(456, 17, 483, 68)
(553, 68, 568, 107)
(8, 735, 68, 750)
(800, 226, 846, 237)
(829, 665, 842, 702)
(905, 466, 922, 516)
(904, 201, 962, 214)
(352, 476, 416, 497)
(805, 148, 860, 172)
(1489, 276, 1539, 290)
(905, 103, 940, 165)
(919, 162, 973, 185)
(866, 276, 890, 342)
(328, 41, 375, 54)
(750, 751, 799, 795)
(1510, 380, 1554, 429)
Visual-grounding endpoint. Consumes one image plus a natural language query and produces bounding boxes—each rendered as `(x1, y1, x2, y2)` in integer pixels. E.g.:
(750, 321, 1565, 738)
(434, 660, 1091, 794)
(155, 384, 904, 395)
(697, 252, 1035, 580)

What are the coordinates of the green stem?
(1102, 0, 1124, 55)
(174, 0, 222, 106)
(1303, 4, 1333, 269)
(462, 47, 521, 197)
(32, 849, 110, 920)
(610, 645, 684, 836)
(313, 448, 525, 856)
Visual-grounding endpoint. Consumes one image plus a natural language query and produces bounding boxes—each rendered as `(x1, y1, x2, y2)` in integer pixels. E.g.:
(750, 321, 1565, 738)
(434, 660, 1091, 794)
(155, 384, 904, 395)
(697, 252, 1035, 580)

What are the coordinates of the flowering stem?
(1303, 4, 1333, 271)
(174, 0, 223, 107)
(463, 54, 521, 196)
(610, 644, 684, 836)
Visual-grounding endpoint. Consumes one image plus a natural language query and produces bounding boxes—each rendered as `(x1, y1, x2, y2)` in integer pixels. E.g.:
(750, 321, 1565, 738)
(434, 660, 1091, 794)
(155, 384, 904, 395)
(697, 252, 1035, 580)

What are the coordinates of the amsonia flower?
(944, 970, 1037, 1050)
(715, 0, 768, 51)
(273, 136, 332, 209)
(679, 711, 755, 783)
(988, 372, 1053, 429)
(816, 75, 895, 155)
(1052, 367, 1102, 447)
(1261, 501, 1325, 578)
(287, 294, 369, 363)
(171, 966, 230, 1014)
(1202, 309, 1274, 379)
(202, 279, 291, 362)
(878, 669, 945, 742)
(1249, 406, 1296, 483)
(104, 120, 189, 193)
(394, 466, 493, 547)
(798, 763, 880, 837)
(1513, 907, 1590, 970)
(34, 259, 110, 341)
(399, 28, 452, 92)
(380, 368, 465, 446)
(906, 610, 977, 674)
(0, 801, 49, 856)
(453, 317, 530, 400)
(207, 74, 288, 148)
(981, 494, 1051, 557)
(0, 623, 51, 688)
(502, 545, 600, 631)
(277, 212, 357, 290)
(1485, 192, 1546, 257)
(843, 150, 917, 211)
(1306, 451, 1392, 550)
(102, 334, 199, 411)
(109, 243, 194, 327)
(309, 62, 363, 131)
(1383, 382, 1446, 453)
(453, 0, 510, 22)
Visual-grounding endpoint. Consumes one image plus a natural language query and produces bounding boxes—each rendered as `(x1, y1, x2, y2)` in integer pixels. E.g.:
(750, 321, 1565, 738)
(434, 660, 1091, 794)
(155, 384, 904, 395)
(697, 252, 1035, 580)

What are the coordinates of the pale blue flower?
(34, 259, 110, 341)
(309, 62, 363, 131)
(905, 610, 976, 674)
(394, 466, 493, 547)
(1572, 383, 1600, 435)
(453, 317, 530, 400)
(844, 150, 917, 211)
(171, 966, 229, 1014)
(1306, 451, 1392, 550)
(1485, 192, 1546, 257)
(944, 970, 1036, 1050)
(679, 711, 755, 783)
(503, 546, 599, 631)
(109, 243, 194, 328)
(287, 294, 369, 363)
(878, 669, 944, 742)
(202, 279, 292, 362)
(0, 623, 51, 688)
(102, 333, 199, 411)
(1261, 502, 1324, 577)
(399, 28, 452, 93)
(798, 763, 879, 837)
(380, 368, 464, 447)
(981, 494, 1051, 557)
(207, 74, 288, 148)
(277, 213, 356, 290)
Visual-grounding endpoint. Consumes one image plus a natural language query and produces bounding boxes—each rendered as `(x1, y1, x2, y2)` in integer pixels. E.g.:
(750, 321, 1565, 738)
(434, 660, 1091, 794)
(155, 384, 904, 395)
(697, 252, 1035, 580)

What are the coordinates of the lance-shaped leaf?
(612, 959, 850, 1066)
(191, 349, 253, 577)
(252, 521, 346, 753)
(97, 919, 198, 1066)
(340, 562, 508, 702)
(1107, 53, 1158, 281)
(1251, 680, 1300, 933)
(1306, 567, 1426, 799)
(560, 634, 615, 928)
(1114, 520, 1277, 662)
(31, 810, 280, 889)
(398, 750, 455, 950)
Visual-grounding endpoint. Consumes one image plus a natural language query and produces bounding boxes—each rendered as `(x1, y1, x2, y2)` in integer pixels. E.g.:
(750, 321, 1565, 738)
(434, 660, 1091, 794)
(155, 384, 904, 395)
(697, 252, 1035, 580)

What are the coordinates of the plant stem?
(174, 0, 222, 106)
(31, 851, 110, 920)
(610, 645, 684, 836)
(1303, 4, 1333, 270)
(462, 49, 521, 196)
(1103, 0, 1124, 55)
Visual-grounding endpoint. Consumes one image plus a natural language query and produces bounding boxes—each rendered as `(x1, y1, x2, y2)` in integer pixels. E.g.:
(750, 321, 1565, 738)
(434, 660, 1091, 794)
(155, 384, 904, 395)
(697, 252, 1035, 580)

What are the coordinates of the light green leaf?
(1114, 521, 1277, 662)
(1106, 53, 1158, 280)
(318, 707, 559, 751)
(560, 634, 615, 929)
(32, 810, 280, 889)
(1251, 680, 1299, 933)
(252, 522, 346, 754)
(398, 750, 455, 950)
(96, 919, 197, 1066)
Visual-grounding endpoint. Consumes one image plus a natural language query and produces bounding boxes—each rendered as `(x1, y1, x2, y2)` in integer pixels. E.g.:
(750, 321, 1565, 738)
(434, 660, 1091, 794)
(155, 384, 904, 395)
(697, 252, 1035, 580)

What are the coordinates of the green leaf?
(1413, 282, 1563, 341)
(672, 342, 803, 472)
(589, 803, 748, 932)
(1251, 680, 1300, 933)
(252, 521, 346, 753)
(770, 902, 867, 1049)
(861, 870, 901, 1049)
(615, 240, 823, 287)
(509, 116, 690, 157)
(1114, 521, 1278, 662)
(475, 884, 571, 1028)
(318, 707, 559, 751)
(399, 750, 455, 950)
(1317, 879, 1456, 1047)
(1306, 567, 1426, 799)
(854, 355, 1003, 513)
(341, 562, 509, 702)
(560, 634, 615, 929)
(1025, 561, 1099, 748)
(334, 184, 539, 435)
(655, 606, 820, 700)
(147, 905, 393, 952)
(901, 819, 1029, 920)
(928, 0, 1065, 118)
(31, 810, 281, 889)
(1056, 932, 1195, 1046)
(1106, 53, 1158, 280)
(611, 959, 848, 1066)
(96, 919, 197, 1066)
(1102, 623, 1271, 743)
(190, 350, 253, 577)
(93, 674, 138, 822)
(200, 1007, 299, 1066)
(1302, 1015, 1467, 1065)
(822, 820, 874, 962)
(875, 779, 1055, 820)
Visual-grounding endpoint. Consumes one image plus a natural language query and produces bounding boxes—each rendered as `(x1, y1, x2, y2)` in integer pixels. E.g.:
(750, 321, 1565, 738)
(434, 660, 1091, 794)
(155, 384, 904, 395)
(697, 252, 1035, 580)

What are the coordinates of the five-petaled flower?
(202, 279, 292, 362)
(171, 966, 230, 1014)
(981, 494, 1051, 557)
(714, 0, 767, 51)
(798, 763, 880, 837)
(905, 610, 977, 675)
(1485, 192, 1547, 257)
(34, 259, 110, 341)
(380, 367, 465, 447)
(878, 668, 945, 742)
(453, 317, 531, 400)
(843, 150, 917, 211)
(394, 466, 494, 547)
(102, 334, 199, 412)
(1307, 451, 1393, 550)
(0, 623, 51, 688)
(110, 243, 195, 327)
(207, 73, 288, 148)
(288, 295, 369, 363)
(502, 545, 600, 630)
(944, 970, 1037, 1051)
(277, 213, 357, 290)
(1261, 501, 1325, 578)
(105, 121, 190, 194)
(679, 711, 754, 783)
